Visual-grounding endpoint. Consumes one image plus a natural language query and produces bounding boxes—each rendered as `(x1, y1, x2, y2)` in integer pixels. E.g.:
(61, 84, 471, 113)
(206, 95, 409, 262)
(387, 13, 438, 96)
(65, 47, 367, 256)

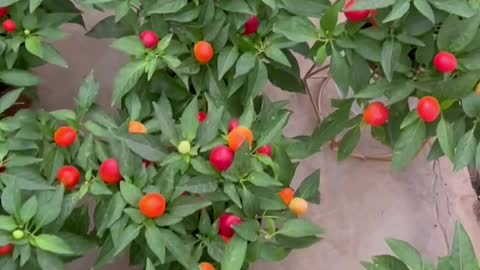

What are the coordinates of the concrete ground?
(34, 12, 480, 270)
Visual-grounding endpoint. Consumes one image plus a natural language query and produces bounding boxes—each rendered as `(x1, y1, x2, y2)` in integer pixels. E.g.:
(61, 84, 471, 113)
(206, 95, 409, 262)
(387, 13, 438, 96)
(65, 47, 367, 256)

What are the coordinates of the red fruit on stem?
(210, 146, 234, 172)
(139, 193, 166, 219)
(198, 112, 208, 123)
(344, 0, 375, 23)
(140, 30, 159, 49)
(143, 160, 153, 168)
(57, 166, 81, 190)
(0, 166, 5, 173)
(100, 159, 122, 185)
(0, 244, 13, 256)
(228, 119, 239, 133)
(417, 96, 441, 123)
(257, 145, 273, 157)
(363, 102, 389, 127)
(218, 214, 242, 238)
(434, 52, 457, 74)
(0, 7, 8, 18)
(244, 16, 260, 35)
(54, 126, 77, 148)
(2, 19, 16, 33)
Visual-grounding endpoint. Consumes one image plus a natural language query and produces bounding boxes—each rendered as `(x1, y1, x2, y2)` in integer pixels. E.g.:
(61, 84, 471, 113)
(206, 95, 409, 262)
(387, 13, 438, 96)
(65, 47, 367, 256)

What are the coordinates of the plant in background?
(0, 0, 82, 89)
(363, 222, 479, 270)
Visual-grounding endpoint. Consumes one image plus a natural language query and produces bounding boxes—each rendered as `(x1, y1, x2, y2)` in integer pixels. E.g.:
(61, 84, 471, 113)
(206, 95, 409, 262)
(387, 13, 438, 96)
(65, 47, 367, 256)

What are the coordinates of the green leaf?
(177, 175, 218, 193)
(429, 0, 476, 17)
(37, 249, 63, 270)
(119, 181, 143, 207)
(437, 116, 456, 161)
(248, 171, 282, 187)
(449, 14, 480, 53)
(221, 236, 248, 270)
(216, 0, 253, 14)
(450, 222, 478, 269)
(413, 0, 435, 23)
(0, 88, 23, 115)
(383, 1, 410, 22)
(112, 61, 145, 105)
(348, 0, 395, 10)
(235, 52, 256, 78)
(315, 45, 328, 65)
(7, 156, 42, 167)
(381, 40, 401, 82)
(280, 0, 329, 18)
(320, 2, 341, 34)
(233, 220, 260, 242)
(86, 16, 134, 38)
(111, 35, 145, 56)
(277, 219, 324, 238)
(224, 182, 242, 208)
(0, 70, 40, 87)
(295, 170, 320, 204)
(245, 60, 268, 100)
(392, 119, 426, 170)
(256, 111, 290, 147)
(386, 239, 431, 270)
(463, 93, 480, 118)
(20, 196, 38, 223)
(338, 125, 361, 161)
(453, 127, 477, 171)
(29, 0, 42, 12)
(1, 183, 21, 217)
(180, 97, 199, 141)
(264, 46, 291, 67)
(168, 196, 212, 218)
(34, 185, 64, 227)
(112, 224, 142, 256)
(153, 95, 178, 141)
(218, 46, 239, 80)
(330, 48, 350, 96)
(157, 228, 197, 269)
(0, 215, 17, 231)
(145, 225, 166, 263)
(273, 16, 317, 42)
(97, 193, 127, 236)
(34, 234, 74, 255)
(147, 0, 188, 14)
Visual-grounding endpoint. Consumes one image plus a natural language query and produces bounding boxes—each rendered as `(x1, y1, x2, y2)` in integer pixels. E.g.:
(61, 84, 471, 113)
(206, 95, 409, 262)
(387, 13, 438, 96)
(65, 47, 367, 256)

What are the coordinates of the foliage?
(363, 222, 479, 270)
(0, 0, 82, 87)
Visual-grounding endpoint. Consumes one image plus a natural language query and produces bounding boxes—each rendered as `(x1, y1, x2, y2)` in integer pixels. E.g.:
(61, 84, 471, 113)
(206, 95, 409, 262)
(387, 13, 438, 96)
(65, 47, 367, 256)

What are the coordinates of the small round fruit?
(54, 126, 77, 148)
(363, 102, 389, 127)
(2, 19, 16, 33)
(475, 83, 480, 96)
(198, 112, 208, 123)
(210, 146, 234, 172)
(0, 244, 13, 256)
(434, 52, 457, 74)
(344, 0, 375, 22)
(279, 188, 295, 205)
(228, 119, 239, 132)
(218, 214, 242, 238)
(142, 160, 153, 168)
(0, 7, 8, 18)
(139, 193, 166, 219)
(140, 30, 159, 49)
(199, 262, 216, 270)
(417, 96, 441, 123)
(0, 166, 5, 173)
(128, 121, 147, 134)
(228, 126, 253, 152)
(257, 145, 273, 157)
(12, 230, 24, 240)
(244, 16, 260, 35)
(57, 166, 81, 190)
(177, 140, 191, 154)
(194, 41, 214, 64)
(289, 198, 308, 216)
(23, 29, 30, 35)
(100, 159, 122, 185)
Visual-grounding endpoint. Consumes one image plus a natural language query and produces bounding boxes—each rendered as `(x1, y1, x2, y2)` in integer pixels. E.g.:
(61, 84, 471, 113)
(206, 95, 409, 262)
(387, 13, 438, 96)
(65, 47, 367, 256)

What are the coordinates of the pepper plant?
(0, 72, 322, 270)
(0, 0, 82, 88)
